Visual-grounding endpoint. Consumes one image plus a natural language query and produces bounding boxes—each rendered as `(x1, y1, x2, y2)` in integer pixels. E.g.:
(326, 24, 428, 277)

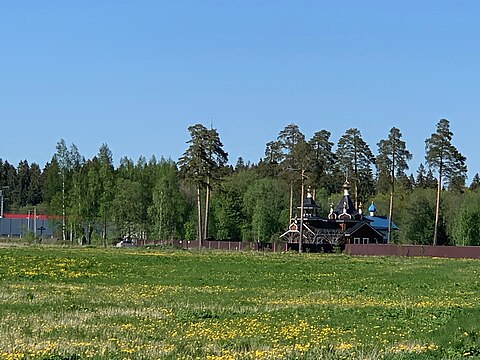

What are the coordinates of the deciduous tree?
(97, 143, 115, 246)
(452, 192, 480, 245)
(113, 178, 143, 240)
(55, 139, 71, 241)
(149, 159, 188, 240)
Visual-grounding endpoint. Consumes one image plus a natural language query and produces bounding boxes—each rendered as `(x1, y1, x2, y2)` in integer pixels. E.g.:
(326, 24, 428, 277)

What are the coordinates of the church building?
(280, 179, 391, 250)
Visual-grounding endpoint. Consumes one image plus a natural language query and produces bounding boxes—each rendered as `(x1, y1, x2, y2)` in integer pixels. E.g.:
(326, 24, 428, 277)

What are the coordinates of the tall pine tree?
(376, 127, 412, 243)
(336, 128, 375, 207)
(178, 124, 228, 246)
(425, 119, 467, 245)
(307, 130, 336, 195)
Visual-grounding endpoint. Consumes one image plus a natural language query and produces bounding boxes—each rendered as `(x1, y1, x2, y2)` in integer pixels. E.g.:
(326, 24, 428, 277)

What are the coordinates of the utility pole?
(34, 206, 37, 238)
(62, 170, 66, 242)
(298, 169, 306, 253)
(0, 186, 9, 218)
(387, 144, 395, 244)
(433, 169, 442, 246)
(0, 189, 3, 219)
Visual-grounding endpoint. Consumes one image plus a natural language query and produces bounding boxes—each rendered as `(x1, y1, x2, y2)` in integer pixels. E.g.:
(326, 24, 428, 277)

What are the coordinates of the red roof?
(2, 213, 61, 220)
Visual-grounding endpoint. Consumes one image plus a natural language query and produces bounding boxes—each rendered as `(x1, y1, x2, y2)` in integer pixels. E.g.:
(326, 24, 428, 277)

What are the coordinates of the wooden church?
(280, 179, 385, 250)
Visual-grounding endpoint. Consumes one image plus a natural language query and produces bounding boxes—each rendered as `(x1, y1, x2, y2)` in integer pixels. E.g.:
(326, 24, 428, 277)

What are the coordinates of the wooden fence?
(135, 239, 290, 252)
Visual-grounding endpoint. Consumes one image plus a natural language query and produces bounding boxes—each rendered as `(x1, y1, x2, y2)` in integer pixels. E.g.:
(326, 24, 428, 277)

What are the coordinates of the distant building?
(281, 180, 396, 249)
(0, 213, 56, 238)
(364, 201, 399, 243)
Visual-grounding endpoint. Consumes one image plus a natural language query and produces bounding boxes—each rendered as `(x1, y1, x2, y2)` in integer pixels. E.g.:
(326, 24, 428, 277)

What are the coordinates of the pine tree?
(28, 163, 43, 206)
(274, 124, 310, 251)
(407, 174, 416, 191)
(425, 169, 438, 189)
(235, 157, 246, 172)
(178, 124, 228, 246)
(16, 160, 31, 207)
(470, 173, 480, 192)
(425, 119, 467, 245)
(308, 130, 336, 194)
(0, 161, 16, 213)
(260, 140, 283, 178)
(203, 128, 228, 240)
(336, 128, 375, 207)
(415, 163, 427, 189)
(263, 124, 305, 224)
(376, 127, 412, 243)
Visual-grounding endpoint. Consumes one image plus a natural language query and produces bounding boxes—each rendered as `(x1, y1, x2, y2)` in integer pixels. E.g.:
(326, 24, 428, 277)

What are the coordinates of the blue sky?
(1, 1, 479, 181)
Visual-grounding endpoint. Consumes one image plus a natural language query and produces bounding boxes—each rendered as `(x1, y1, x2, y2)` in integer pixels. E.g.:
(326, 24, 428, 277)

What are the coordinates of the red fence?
(2, 213, 61, 220)
(345, 244, 480, 259)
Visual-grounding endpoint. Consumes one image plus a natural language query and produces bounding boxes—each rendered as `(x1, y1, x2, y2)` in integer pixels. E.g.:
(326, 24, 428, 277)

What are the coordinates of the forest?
(1, 118, 479, 246)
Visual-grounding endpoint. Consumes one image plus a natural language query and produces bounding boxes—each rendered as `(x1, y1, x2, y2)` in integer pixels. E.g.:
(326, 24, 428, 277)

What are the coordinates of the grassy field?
(1, 246, 480, 359)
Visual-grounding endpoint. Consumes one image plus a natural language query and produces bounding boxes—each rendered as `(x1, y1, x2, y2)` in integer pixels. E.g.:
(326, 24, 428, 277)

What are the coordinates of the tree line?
(1, 119, 479, 246)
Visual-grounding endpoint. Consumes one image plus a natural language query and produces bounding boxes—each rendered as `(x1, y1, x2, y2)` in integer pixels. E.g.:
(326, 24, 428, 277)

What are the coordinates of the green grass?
(1, 246, 480, 359)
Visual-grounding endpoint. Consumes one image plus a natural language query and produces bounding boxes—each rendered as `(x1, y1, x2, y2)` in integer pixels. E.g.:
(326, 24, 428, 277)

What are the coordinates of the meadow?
(1, 246, 480, 359)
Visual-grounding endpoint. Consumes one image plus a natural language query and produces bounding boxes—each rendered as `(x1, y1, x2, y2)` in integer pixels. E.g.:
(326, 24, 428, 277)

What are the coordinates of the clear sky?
(1, 1, 479, 181)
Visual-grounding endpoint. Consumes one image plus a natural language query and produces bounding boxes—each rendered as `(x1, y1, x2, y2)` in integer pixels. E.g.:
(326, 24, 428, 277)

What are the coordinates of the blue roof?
(364, 216, 399, 231)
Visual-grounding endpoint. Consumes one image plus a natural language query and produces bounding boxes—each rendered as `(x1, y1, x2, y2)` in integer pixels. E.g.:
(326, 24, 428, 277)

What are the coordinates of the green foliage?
(425, 119, 467, 245)
(451, 191, 480, 245)
(400, 188, 449, 244)
(470, 173, 480, 191)
(336, 128, 375, 204)
(376, 127, 412, 194)
(242, 178, 288, 242)
(97, 143, 115, 244)
(425, 119, 467, 188)
(276, 123, 309, 173)
(307, 130, 337, 194)
(0, 121, 477, 249)
(178, 124, 228, 186)
(178, 124, 229, 242)
(211, 171, 259, 240)
(112, 178, 143, 238)
(149, 159, 189, 240)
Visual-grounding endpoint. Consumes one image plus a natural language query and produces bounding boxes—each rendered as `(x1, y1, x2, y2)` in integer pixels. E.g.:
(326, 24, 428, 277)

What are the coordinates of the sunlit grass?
(0, 246, 480, 359)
